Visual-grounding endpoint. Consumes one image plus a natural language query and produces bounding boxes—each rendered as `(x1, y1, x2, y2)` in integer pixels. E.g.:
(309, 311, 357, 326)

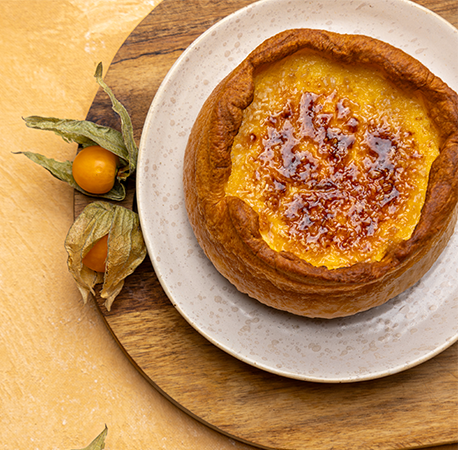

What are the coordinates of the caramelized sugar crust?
(183, 29, 458, 318)
(226, 51, 440, 269)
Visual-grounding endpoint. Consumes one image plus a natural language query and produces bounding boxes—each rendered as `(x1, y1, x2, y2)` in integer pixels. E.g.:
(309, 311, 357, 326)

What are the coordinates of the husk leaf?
(72, 425, 108, 450)
(94, 62, 137, 180)
(65, 201, 146, 311)
(100, 203, 146, 310)
(19, 62, 139, 199)
(15, 151, 126, 201)
(23, 116, 129, 163)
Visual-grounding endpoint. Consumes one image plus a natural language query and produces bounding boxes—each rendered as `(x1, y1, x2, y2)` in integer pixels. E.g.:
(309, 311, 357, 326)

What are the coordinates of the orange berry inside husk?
(82, 234, 109, 273)
(72, 146, 119, 194)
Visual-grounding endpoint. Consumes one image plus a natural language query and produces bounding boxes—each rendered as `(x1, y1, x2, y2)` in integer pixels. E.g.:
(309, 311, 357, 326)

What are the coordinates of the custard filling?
(225, 50, 440, 269)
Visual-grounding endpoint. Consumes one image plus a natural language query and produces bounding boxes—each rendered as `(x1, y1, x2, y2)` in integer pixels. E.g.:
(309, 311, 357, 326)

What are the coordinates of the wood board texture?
(74, 0, 458, 449)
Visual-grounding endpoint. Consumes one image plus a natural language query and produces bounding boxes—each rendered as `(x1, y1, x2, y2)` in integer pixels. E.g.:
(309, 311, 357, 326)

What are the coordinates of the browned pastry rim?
(183, 28, 458, 318)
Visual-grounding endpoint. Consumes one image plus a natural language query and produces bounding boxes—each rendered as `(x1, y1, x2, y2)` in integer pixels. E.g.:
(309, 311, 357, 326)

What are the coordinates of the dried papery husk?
(23, 115, 129, 162)
(94, 62, 137, 180)
(73, 425, 108, 450)
(65, 201, 146, 311)
(16, 62, 138, 200)
(15, 150, 126, 201)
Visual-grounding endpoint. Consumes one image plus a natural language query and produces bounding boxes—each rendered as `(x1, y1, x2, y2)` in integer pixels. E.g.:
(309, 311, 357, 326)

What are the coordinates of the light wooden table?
(1, 0, 457, 449)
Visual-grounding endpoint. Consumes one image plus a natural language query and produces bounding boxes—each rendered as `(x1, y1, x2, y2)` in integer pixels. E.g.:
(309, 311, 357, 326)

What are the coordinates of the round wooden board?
(75, 1, 458, 449)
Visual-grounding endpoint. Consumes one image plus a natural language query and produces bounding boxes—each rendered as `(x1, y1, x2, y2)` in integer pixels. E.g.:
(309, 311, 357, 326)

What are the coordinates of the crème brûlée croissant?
(183, 28, 458, 319)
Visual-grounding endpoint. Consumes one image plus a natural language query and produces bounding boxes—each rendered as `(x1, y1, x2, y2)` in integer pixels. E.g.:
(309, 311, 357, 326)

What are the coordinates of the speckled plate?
(137, 0, 458, 382)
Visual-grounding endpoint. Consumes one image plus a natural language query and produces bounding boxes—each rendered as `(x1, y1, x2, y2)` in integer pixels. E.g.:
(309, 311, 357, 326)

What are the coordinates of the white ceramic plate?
(137, 0, 458, 382)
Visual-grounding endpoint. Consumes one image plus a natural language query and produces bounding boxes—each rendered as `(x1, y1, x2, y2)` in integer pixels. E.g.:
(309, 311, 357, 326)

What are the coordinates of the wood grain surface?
(75, 0, 458, 449)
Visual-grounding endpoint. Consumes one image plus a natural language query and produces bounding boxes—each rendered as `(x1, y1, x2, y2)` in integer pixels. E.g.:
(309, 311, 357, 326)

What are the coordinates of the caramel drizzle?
(252, 90, 421, 255)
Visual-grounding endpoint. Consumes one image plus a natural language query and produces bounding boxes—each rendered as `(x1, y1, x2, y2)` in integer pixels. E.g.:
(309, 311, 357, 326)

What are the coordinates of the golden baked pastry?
(183, 29, 458, 318)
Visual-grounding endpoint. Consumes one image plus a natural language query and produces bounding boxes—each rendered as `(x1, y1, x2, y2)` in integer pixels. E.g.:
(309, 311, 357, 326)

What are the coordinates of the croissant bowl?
(183, 28, 458, 319)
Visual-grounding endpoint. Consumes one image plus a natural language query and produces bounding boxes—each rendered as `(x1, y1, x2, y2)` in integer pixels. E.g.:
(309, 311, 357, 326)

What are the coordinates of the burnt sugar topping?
(226, 51, 439, 269)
